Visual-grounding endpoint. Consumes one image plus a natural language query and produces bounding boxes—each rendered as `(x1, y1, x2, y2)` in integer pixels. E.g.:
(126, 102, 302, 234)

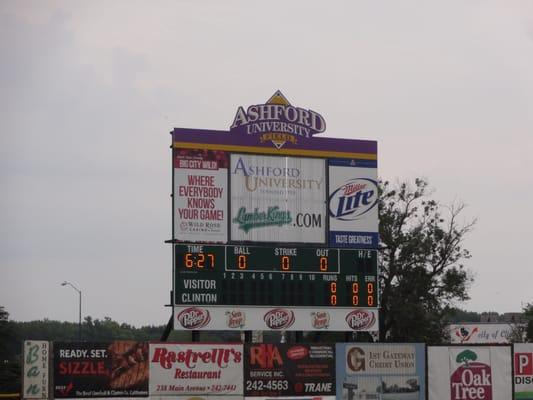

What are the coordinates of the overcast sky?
(1, 1, 532, 327)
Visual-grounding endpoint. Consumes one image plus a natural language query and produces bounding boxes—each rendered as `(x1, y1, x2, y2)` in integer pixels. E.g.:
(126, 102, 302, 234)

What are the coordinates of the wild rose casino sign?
(171, 91, 379, 332)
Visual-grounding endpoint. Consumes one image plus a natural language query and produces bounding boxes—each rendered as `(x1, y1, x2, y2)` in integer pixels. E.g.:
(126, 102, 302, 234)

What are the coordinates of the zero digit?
(320, 257, 328, 271)
(238, 255, 247, 269)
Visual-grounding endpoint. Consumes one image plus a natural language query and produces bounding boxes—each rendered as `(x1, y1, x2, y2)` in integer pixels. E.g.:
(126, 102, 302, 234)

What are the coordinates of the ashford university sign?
(172, 91, 378, 332)
(230, 91, 326, 148)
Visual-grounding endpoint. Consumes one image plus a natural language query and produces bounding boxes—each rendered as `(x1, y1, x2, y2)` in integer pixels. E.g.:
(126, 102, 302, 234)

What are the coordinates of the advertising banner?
(230, 154, 326, 243)
(244, 343, 335, 399)
(23, 340, 49, 399)
(53, 341, 149, 398)
(174, 306, 379, 332)
(427, 345, 512, 400)
(149, 343, 243, 397)
(514, 343, 533, 400)
(328, 159, 378, 249)
(448, 323, 513, 344)
(336, 343, 426, 400)
(174, 149, 228, 243)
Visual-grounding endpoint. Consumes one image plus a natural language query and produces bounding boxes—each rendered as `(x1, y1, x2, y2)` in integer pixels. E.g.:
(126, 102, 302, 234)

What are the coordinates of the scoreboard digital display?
(175, 244, 377, 308)
(171, 91, 379, 331)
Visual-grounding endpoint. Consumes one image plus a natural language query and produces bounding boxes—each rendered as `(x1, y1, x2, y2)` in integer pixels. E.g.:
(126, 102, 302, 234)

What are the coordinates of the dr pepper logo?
(451, 350, 492, 400)
(177, 307, 211, 329)
(264, 308, 295, 329)
(329, 178, 378, 221)
(345, 310, 376, 330)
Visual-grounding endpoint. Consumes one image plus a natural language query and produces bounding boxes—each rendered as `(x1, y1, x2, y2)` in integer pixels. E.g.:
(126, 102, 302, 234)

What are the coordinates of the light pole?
(61, 281, 82, 341)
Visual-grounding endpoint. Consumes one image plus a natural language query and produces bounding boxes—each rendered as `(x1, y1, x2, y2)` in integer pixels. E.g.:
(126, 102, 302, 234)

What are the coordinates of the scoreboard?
(171, 91, 379, 332)
(175, 244, 377, 308)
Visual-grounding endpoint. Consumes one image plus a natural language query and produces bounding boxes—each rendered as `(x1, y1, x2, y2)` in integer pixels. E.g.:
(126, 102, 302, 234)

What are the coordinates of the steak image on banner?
(244, 343, 335, 399)
(230, 154, 326, 243)
(427, 345, 512, 399)
(53, 341, 149, 398)
(149, 343, 243, 398)
(336, 343, 426, 400)
(514, 343, 533, 400)
(174, 149, 228, 243)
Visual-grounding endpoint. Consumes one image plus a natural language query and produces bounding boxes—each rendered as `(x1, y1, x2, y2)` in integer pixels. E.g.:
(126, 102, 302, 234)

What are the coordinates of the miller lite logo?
(345, 310, 376, 330)
(177, 307, 211, 329)
(329, 178, 378, 220)
(264, 308, 295, 329)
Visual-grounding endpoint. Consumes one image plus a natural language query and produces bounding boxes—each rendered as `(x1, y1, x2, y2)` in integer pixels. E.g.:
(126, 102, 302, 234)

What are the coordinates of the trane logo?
(329, 178, 378, 221)
(264, 309, 295, 329)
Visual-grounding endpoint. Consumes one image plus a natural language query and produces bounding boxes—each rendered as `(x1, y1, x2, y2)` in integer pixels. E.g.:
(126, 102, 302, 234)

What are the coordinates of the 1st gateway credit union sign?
(171, 91, 379, 332)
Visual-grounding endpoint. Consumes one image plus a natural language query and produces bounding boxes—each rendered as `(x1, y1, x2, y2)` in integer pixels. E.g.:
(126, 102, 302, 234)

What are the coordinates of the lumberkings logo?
(233, 206, 292, 233)
(230, 91, 326, 149)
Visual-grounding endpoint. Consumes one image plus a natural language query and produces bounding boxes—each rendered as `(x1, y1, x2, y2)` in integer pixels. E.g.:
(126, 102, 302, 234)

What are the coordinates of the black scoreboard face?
(174, 244, 378, 308)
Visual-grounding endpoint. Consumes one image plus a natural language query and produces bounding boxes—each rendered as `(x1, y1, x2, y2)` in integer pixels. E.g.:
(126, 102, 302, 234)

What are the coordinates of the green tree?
(0, 307, 21, 395)
(443, 307, 482, 323)
(379, 179, 475, 343)
(456, 349, 477, 366)
(523, 303, 533, 342)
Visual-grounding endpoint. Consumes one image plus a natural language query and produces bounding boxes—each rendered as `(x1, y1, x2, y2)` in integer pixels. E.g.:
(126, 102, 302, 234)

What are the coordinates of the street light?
(61, 281, 82, 341)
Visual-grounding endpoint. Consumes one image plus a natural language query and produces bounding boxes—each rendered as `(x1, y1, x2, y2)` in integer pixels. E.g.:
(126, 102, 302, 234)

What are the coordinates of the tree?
(523, 303, 533, 342)
(456, 349, 477, 366)
(0, 306, 21, 395)
(378, 179, 476, 343)
(443, 307, 482, 323)
(0, 306, 8, 322)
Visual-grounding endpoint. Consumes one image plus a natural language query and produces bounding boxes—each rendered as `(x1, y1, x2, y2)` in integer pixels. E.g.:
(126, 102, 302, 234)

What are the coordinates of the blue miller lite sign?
(328, 159, 379, 248)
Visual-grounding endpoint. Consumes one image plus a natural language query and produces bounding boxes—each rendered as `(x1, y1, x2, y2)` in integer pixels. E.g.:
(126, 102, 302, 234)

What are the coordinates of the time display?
(174, 244, 378, 308)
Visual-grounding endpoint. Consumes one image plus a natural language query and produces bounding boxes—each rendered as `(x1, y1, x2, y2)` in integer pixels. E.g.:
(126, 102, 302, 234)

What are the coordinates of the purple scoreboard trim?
(171, 128, 377, 160)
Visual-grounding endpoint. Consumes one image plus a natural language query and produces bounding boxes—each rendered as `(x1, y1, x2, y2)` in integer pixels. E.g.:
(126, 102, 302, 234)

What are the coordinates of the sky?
(1, 1, 532, 327)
